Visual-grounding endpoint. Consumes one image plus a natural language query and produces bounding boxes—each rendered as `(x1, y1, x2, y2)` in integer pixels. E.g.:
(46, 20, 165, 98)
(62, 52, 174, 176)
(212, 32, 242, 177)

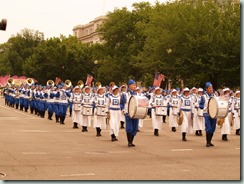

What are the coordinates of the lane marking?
(61, 173, 95, 177)
(22, 152, 47, 155)
(235, 148, 240, 150)
(108, 151, 129, 154)
(181, 170, 190, 172)
(171, 149, 193, 152)
(18, 130, 49, 133)
(84, 151, 105, 155)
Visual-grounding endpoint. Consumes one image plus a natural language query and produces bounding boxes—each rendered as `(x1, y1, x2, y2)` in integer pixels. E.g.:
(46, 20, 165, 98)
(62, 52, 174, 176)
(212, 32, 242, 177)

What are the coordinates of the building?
(73, 16, 106, 44)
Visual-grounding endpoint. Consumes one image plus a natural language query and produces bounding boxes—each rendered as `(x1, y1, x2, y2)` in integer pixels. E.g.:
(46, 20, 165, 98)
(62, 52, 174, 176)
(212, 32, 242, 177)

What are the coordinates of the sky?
(0, 0, 167, 44)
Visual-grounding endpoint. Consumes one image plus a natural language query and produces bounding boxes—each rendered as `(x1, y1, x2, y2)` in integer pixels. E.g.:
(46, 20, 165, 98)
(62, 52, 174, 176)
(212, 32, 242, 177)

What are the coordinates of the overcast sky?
(0, 0, 168, 44)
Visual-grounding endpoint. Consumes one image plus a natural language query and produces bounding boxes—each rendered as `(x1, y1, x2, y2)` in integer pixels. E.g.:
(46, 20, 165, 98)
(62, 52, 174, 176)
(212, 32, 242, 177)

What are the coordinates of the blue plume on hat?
(205, 82, 212, 89)
(128, 79, 136, 86)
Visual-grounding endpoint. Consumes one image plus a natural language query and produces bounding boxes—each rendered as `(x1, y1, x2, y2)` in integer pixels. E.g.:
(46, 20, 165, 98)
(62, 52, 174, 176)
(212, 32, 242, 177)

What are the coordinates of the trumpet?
(47, 80, 54, 87)
(77, 80, 84, 88)
(65, 79, 72, 88)
(7, 78, 14, 86)
(26, 78, 34, 86)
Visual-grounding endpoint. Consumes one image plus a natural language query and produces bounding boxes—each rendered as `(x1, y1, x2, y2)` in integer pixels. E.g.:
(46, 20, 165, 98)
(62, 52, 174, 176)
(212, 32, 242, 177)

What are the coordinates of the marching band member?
(220, 88, 232, 141)
(107, 85, 121, 141)
(192, 88, 204, 136)
(199, 82, 216, 147)
(81, 86, 94, 132)
(29, 85, 35, 114)
(47, 85, 55, 120)
(14, 86, 20, 109)
(56, 85, 71, 124)
(121, 79, 139, 147)
(120, 84, 127, 129)
(38, 86, 46, 118)
(168, 89, 180, 132)
(179, 87, 193, 141)
(53, 86, 60, 123)
(149, 87, 164, 136)
(94, 86, 107, 136)
(19, 85, 25, 111)
(162, 90, 168, 123)
(233, 90, 240, 135)
(23, 85, 30, 112)
(136, 87, 145, 131)
(70, 86, 82, 129)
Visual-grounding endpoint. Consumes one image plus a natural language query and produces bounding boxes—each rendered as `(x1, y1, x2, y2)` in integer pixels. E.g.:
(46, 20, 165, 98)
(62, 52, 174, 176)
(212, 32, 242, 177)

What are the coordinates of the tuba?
(65, 79, 72, 88)
(47, 80, 54, 87)
(95, 81, 102, 88)
(26, 78, 34, 86)
(77, 80, 84, 88)
(7, 78, 14, 86)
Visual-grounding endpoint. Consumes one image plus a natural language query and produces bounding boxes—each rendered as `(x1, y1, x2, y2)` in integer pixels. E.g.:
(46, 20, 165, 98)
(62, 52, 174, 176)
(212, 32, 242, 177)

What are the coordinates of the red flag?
(85, 74, 93, 86)
(55, 77, 62, 85)
(153, 73, 165, 87)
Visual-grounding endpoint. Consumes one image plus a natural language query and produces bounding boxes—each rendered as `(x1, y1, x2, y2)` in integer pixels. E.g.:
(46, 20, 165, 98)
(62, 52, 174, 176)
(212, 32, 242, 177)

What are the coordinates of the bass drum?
(128, 95, 149, 119)
(208, 97, 228, 119)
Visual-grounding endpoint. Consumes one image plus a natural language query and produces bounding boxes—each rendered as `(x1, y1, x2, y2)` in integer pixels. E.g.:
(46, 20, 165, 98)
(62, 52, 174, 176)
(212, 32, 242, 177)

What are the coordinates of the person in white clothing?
(179, 87, 193, 141)
(136, 87, 145, 131)
(220, 88, 232, 141)
(149, 87, 164, 136)
(94, 86, 108, 137)
(193, 88, 204, 136)
(71, 86, 82, 129)
(107, 86, 121, 141)
(168, 89, 180, 132)
(233, 90, 240, 135)
(119, 84, 127, 129)
(81, 86, 94, 132)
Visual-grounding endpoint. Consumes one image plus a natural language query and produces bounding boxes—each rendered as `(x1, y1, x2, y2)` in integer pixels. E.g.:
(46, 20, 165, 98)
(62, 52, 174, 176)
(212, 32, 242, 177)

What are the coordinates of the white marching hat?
(198, 88, 203, 92)
(154, 87, 162, 94)
(112, 85, 119, 91)
(171, 89, 177, 94)
(223, 88, 230, 93)
(183, 87, 190, 92)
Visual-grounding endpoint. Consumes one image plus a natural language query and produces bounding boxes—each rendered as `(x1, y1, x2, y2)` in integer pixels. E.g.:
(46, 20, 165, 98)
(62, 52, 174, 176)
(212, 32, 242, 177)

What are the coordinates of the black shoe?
(154, 129, 159, 136)
(236, 129, 240, 135)
(182, 132, 187, 141)
(120, 121, 125, 129)
(82, 126, 85, 132)
(172, 127, 176, 132)
(199, 130, 203, 136)
(111, 134, 115, 141)
(206, 143, 210, 147)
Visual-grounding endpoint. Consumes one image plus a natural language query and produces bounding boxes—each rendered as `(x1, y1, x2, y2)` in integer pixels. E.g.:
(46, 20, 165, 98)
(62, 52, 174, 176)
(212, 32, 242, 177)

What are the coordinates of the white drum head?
(128, 96, 136, 118)
(208, 97, 218, 118)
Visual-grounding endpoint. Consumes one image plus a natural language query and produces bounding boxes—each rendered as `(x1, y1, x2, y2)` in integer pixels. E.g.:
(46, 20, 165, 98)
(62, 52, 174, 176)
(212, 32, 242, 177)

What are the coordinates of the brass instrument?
(77, 80, 84, 88)
(26, 78, 34, 86)
(95, 81, 102, 88)
(65, 79, 72, 88)
(7, 78, 14, 86)
(177, 111, 183, 125)
(47, 80, 54, 87)
(109, 82, 115, 88)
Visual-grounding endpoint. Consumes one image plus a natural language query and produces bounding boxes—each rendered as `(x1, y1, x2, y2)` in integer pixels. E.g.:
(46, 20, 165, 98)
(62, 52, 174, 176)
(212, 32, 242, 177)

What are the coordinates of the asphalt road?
(0, 98, 240, 180)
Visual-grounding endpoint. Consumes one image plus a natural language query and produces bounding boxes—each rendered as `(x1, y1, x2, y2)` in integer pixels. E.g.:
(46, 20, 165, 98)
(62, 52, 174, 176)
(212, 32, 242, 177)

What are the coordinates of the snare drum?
(208, 97, 228, 119)
(96, 106, 107, 116)
(128, 95, 149, 119)
(155, 106, 167, 116)
(74, 103, 81, 111)
(197, 108, 203, 117)
(82, 105, 93, 116)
